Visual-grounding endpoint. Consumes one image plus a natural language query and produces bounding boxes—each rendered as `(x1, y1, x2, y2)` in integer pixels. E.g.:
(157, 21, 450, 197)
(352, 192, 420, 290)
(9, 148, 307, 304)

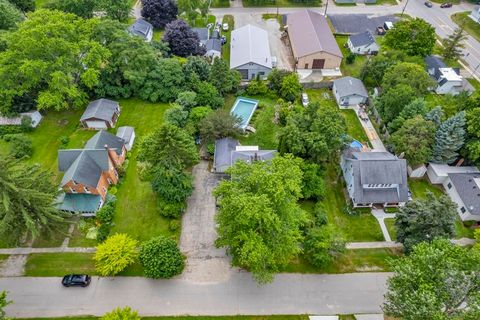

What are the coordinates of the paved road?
(1, 273, 389, 318)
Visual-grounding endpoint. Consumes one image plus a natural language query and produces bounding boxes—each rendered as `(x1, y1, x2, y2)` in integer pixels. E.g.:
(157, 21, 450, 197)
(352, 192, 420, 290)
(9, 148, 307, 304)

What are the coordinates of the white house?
(205, 38, 222, 60)
(116, 126, 136, 151)
(347, 31, 379, 55)
(470, 7, 480, 23)
(424, 55, 475, 96)
(427, 163, 480, 221)
(128, 19, 153, 42)
(332, 76, 369, 106)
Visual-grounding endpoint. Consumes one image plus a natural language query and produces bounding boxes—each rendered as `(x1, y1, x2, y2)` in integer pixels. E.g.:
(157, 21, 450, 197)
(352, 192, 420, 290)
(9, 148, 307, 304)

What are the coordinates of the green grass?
(192, 15, 216, 28)
(68, 221, 98, 248)
(222, 15, 234, 65)
(305, 88, 337, 109)
(18, 316, 309, 320)
(24, 253, 144, 277)
(468, 78, 480, 91)
(341, 109, 369, 145)
(31, 223, 71, 248)
(153, 29, 164, 42)
(366, 0, 397, 5)
(243, 0, 320, 7)
(283, 248, 402, 273)
(384, 218, 396, 241)
(452, 12, 480, 43)
(0, 255, 9, 263)
(336, 35, 367, 78)
(210, 0, 230, 7)
(408, 178, 444, 199)
(455, 219, 475, 239)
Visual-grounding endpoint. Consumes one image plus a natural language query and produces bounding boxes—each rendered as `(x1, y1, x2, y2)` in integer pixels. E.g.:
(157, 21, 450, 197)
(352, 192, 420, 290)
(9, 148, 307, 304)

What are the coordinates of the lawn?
(24, 253, 144, 276)
(336, 35, 367, 78)
(305, 88, 337, 109)
(341, 109, 370, 145)
(192, 15, 216, 28)
(283, 248, 402, 273)
(384, 218, 396, 241)
(243, 0, 320, 7)
(222, 15, 234, 65)
(408, 178, 444, 199)
(210, 0, 230, 7)
(31, 222, 71, 248)
(452, 12, 480, 43)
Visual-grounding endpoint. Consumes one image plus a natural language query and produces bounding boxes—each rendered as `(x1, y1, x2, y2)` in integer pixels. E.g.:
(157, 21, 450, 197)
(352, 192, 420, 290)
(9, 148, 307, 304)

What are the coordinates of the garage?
(85, 120, 107, 129)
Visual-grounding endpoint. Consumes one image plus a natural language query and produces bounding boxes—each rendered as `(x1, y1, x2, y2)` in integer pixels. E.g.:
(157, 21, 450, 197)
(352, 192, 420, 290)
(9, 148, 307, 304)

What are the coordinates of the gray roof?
(349, 31, 376, 48)
(333, 76, 368, 98)
(214, 138, 239, 173)
(116, 126, 134, 143)
(287, 10, 342, 58)
(230, 24, 272, 69)
(206, 38, 222, 52)
(192, 28, 209, 41)
(58, 149, 110, 187)
(129, 19, 153, 39)
(425, 55, 447, 72)
(80, 99, 119, 122)
(448, 173, 480, 216)
(85, 130, 125, 156)
(345, 151, 409, 204)
(231, 149, 276, 164)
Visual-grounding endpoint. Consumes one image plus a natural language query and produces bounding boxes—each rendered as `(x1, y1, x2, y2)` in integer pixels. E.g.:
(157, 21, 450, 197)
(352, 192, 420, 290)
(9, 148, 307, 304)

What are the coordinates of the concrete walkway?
(346, 242, 401, 249)
(348, 105, 386, 152)
(371, 209, 396, 242)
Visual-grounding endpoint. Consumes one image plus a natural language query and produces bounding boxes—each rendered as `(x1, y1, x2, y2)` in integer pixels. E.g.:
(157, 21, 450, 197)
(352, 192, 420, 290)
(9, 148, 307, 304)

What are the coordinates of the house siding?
(233, 62, 272, 80)
(295, 52, 342, 70)
(347, 39, 379, 55)
(332, 84, 368, 106)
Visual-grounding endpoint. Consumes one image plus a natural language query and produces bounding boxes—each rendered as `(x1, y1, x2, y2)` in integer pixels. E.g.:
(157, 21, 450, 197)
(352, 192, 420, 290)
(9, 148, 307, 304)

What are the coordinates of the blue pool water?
(350, 140, 364, 149)
(230, 97, 259, 130)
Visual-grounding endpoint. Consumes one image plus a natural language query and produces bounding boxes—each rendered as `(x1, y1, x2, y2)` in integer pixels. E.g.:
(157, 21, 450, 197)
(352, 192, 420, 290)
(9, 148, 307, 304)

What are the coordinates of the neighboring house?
(58, 130, 127, 215)
(230, 24, 273, 80)
(333, 76, 369, 106)
(470, 7, 480, 23)
(348, 31, 379, 55)
(116, 126, 136, 151)
(0, 110, 42, 128)
(129, 19, 154, 42)
(213, 138, 276, 173)
(193, 27, 209, 46)
(424, 55, 475, 96)
(427, 163, 480, 221)
(205, 38, 222, 60)
(80, 99, 121, 130)
(340, 149, 409, 207)
(286, 10, 342, 70)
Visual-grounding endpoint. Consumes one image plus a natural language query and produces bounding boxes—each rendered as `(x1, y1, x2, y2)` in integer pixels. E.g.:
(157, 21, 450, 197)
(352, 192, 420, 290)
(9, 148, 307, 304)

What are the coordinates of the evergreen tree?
(425, 106, 444, 127)
(388, 98, 428, 132)
(432, 111, 466, 164)
(442, 27, 467, 60)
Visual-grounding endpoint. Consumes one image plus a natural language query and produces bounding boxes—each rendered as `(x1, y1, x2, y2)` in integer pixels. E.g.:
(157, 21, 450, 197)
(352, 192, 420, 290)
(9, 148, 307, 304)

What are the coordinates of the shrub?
(139, 236, 185, 278)
(109, 186, 117, 195)
(59, 135, 70, 146)
(0, 125, 23, 137)
(313, 202, 328, 227)
(116, 159, 128, 178)
(94, 233, 138, 276)
(164, 104, 189, 127)
(346, 53, 356, 64)
(101, 306, 140, 320)
(96, 199, 116, 225)
(5, 134, 33, 158)
(304, 225, 345, 268)
(96, 223, 111, 242)
(169, 219, 180, 231)
(246, 79, 268, 95)
(157, 198, 185, 218)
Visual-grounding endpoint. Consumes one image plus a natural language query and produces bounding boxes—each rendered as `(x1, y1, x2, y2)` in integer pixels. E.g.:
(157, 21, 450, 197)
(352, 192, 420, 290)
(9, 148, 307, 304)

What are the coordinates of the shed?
(0, 110, 42, 128)
(116, 126, 136, 151)
(205, 38, 222, 60)
(332, 77, 369, 106)
(348, 31, 379, 55)
(80, 99, 121, 130)
(129, 19, 153, 42)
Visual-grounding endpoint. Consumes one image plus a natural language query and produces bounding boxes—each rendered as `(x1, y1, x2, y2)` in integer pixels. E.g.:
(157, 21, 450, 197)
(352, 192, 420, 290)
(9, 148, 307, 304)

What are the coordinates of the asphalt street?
(1, 273, 389, 318)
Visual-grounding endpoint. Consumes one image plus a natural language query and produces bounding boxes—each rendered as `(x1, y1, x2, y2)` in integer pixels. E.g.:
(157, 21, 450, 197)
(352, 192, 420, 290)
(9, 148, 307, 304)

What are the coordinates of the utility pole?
(324, 0, 329, 17)
(401, 0, 410, 17)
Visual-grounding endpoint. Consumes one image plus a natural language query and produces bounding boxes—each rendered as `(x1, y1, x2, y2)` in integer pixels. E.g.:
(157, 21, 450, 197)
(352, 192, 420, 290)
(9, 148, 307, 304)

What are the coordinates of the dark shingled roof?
(425, 55, 447, 71)
(206, 38, 222, 52)
(129, 19, 153, 39)
(192, 28, 209, 41)
(448, 173, 480, 216)
(80, 99, 119, 122)
(214, 138, 239, 173)
(349, 31, 376, 47)
(85, 130, 125, 156)
(333, 76, 368, 98)
(58, 149, 110, 188)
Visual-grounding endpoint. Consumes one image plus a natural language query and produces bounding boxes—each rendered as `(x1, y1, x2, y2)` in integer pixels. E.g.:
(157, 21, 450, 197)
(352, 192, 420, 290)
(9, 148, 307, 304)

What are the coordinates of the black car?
(62, 274, 91, 287)
(424, 1, 433, 7)
(440, 2, 452, 7)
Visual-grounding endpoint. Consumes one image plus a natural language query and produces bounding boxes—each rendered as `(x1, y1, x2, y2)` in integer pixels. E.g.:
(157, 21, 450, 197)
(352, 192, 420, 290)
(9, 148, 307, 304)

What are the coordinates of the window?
(107, 178, 112, 185)
(461, 207, 466, 213)
(447, 182, 452, 189)
(84, 187, 91, 194)
(258, 72, 265, 76)
(103, 187, 107, 193)
(72, 180, 77, 186)
(69, 187, 77, 194)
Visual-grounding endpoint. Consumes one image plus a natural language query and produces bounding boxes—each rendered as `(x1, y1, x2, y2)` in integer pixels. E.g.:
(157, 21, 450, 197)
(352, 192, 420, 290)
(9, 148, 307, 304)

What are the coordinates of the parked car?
(376, 26, 386, 35)
(301, 93, 309, 107)
(221, 35, 227, 45)
(424, 1, 433, 7)
(62, 274, 91, 287)
(440, 2, 452, 7)
(222, 23, 229, 31)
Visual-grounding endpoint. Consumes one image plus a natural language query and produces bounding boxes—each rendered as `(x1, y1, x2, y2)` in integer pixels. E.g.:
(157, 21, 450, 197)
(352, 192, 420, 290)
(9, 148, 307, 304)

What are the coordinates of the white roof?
(236, 145, 259, 151)
(439, 68, 462, 81)
(230, 24, 272, 69)
(429, 163, 479, 177)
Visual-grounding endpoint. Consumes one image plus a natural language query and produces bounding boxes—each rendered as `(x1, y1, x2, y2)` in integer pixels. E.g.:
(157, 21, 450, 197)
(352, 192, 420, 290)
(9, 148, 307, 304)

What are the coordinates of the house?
(58, 130, 127, 215)
(213, 138, 276, 173)
(0, 110, 42, 128)
(286, 10, 342, 70)
(129, 19, 153, 42)
(193, 27, 209, 46)
(424, 55, 475, 96)
(427, 163, 480, 221)
(205, 38, 222, 60)
(116, 126, 136, 151)
(230, 24, 273, 80)
(333, 77, 369, 106)
(80, 99, 121, 130)
(470, 7, 480, 23)
(340, 149, 409, 207)
(348, 31, 379, 55)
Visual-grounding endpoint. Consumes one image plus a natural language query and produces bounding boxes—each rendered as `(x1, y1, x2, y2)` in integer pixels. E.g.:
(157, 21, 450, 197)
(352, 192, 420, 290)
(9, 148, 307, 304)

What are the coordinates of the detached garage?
(333, 76, 369, 106)
(80, 99, 121, 130)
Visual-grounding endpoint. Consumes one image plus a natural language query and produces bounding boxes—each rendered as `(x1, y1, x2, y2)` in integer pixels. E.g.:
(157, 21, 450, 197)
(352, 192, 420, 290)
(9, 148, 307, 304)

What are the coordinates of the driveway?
(180, 161, 234, 282)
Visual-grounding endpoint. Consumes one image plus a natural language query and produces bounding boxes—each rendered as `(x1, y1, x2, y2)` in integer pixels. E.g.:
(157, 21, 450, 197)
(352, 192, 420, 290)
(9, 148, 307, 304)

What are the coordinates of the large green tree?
(432, 111, 466, 164)
(50, 0, 97, 19)
(101, 0, 131, 21)
(214, 155, 307, 283)
(377, 84, 416, 124)
(384, 239, 480, 320)
(442, 27, 467, 60)
(0, 157, 63, 245)
(382, 62, 434, 95)
(387, 98, 428, 133)
(0, 0, 23, 30)
(151, 163, 193, 203)
(0, 10, 110, 114)
(465, 107, 480, 165)
(384, 18, 436, 56)
(278, 102, 346, 162)
(140, 58, 186, 103)
(395, 192, 457, 252)
(199, 109, 243, 143)
(209, 58, 241, 95)
(389, 116, 435, 166)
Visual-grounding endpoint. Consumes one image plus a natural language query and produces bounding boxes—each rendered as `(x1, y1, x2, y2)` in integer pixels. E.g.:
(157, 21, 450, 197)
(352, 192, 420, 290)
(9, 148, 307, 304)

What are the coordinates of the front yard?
(452, 12, 480, 42)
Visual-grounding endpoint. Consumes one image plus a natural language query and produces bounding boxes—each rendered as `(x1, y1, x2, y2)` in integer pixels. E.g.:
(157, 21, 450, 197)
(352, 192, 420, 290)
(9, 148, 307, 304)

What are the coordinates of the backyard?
(336, 35, 367, 78)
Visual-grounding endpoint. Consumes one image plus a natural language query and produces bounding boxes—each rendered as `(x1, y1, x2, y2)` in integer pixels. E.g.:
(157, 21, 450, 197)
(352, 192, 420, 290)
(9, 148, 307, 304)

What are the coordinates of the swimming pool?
(230, 97, 259, 130)
(350, 140, 364, 149)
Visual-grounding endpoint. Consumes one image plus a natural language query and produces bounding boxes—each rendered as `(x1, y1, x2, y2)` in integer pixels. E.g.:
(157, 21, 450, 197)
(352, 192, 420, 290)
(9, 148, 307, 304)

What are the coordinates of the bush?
(101, 306, 140, 320)
(0, 125, 23, 137)
(116, 159, 128, 178)
(157, 198, 185, 218)
(346, 53, 356, 64)
(164, 104, 189, 127)
(94, 234, 138, 276)
(4, 134, 33, 158)
(304, 225, 345, 268)
(96, 199, 116, 225)
(59, 135, 70, 146)
(139, 236, 185, 278)
(301, 162, 325, 200)
(246, 79, 268, 95)
(313, 202, 328, 227)
(169, 219, 180, 231)
(96, 223, 111, 242)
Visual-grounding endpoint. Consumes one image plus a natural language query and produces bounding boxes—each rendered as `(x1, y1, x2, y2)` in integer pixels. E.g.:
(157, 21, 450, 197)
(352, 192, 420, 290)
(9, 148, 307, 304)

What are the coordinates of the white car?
(222, 23, 229, 31)
(301, 93, 309, 107)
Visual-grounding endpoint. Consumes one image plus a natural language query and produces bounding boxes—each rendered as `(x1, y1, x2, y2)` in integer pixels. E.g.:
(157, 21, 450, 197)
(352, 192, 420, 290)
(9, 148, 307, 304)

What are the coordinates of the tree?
(382, 62, 434, 95)
(50, 0, 97, 19)
(278, 102, 346, 162)
(151, 163, 193, 203)
(279, 73, 302, 102)
(0, 291, 11, 320)
(94, 234, 138, 276)
(164, 104, 189, 127)
(214, 155, 307, 283)
(395, 192, 457, 252)
(425, 106, 444, 127)
(101, 307, 140, 320)
(304, 225, 345, 268)
(4, 134, 33, 158)
(0, 10, 110, 114)
(138, 124, 199, 168)
(384, 239, 480, 320)
(209, 58, 241, 95)
(432, 111, 466, 164)
(193, 81, 224, 109)
(184, 55, 210, 82)
(442, 27, 467, 60)
(361, 54, 398, 86)
(101, 0, 131, 21)
(466, 108, 480, 164)
(377, 84, 416, 124)
(246, 78, 268, 95)
(186, 106, 212, 135)
(384, 18, 436, 56)
(267, 69, 291, 93)
(387, 98, 428, 133)
(140, 58, 186, 103)
(389, 116, 435, 166)
(175, 91, 197, 112)
(0, 156, 63, 245)
(141, 0, 178, 29)
(163, 19, 205, 57)
(199, 109, 243, 143)
(9, 0, 34, 12)
(301, 162, 325, 200)
(139, 236, 185, 278)
(177, 0, 200, 23)
(0, 0, 23, 30)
